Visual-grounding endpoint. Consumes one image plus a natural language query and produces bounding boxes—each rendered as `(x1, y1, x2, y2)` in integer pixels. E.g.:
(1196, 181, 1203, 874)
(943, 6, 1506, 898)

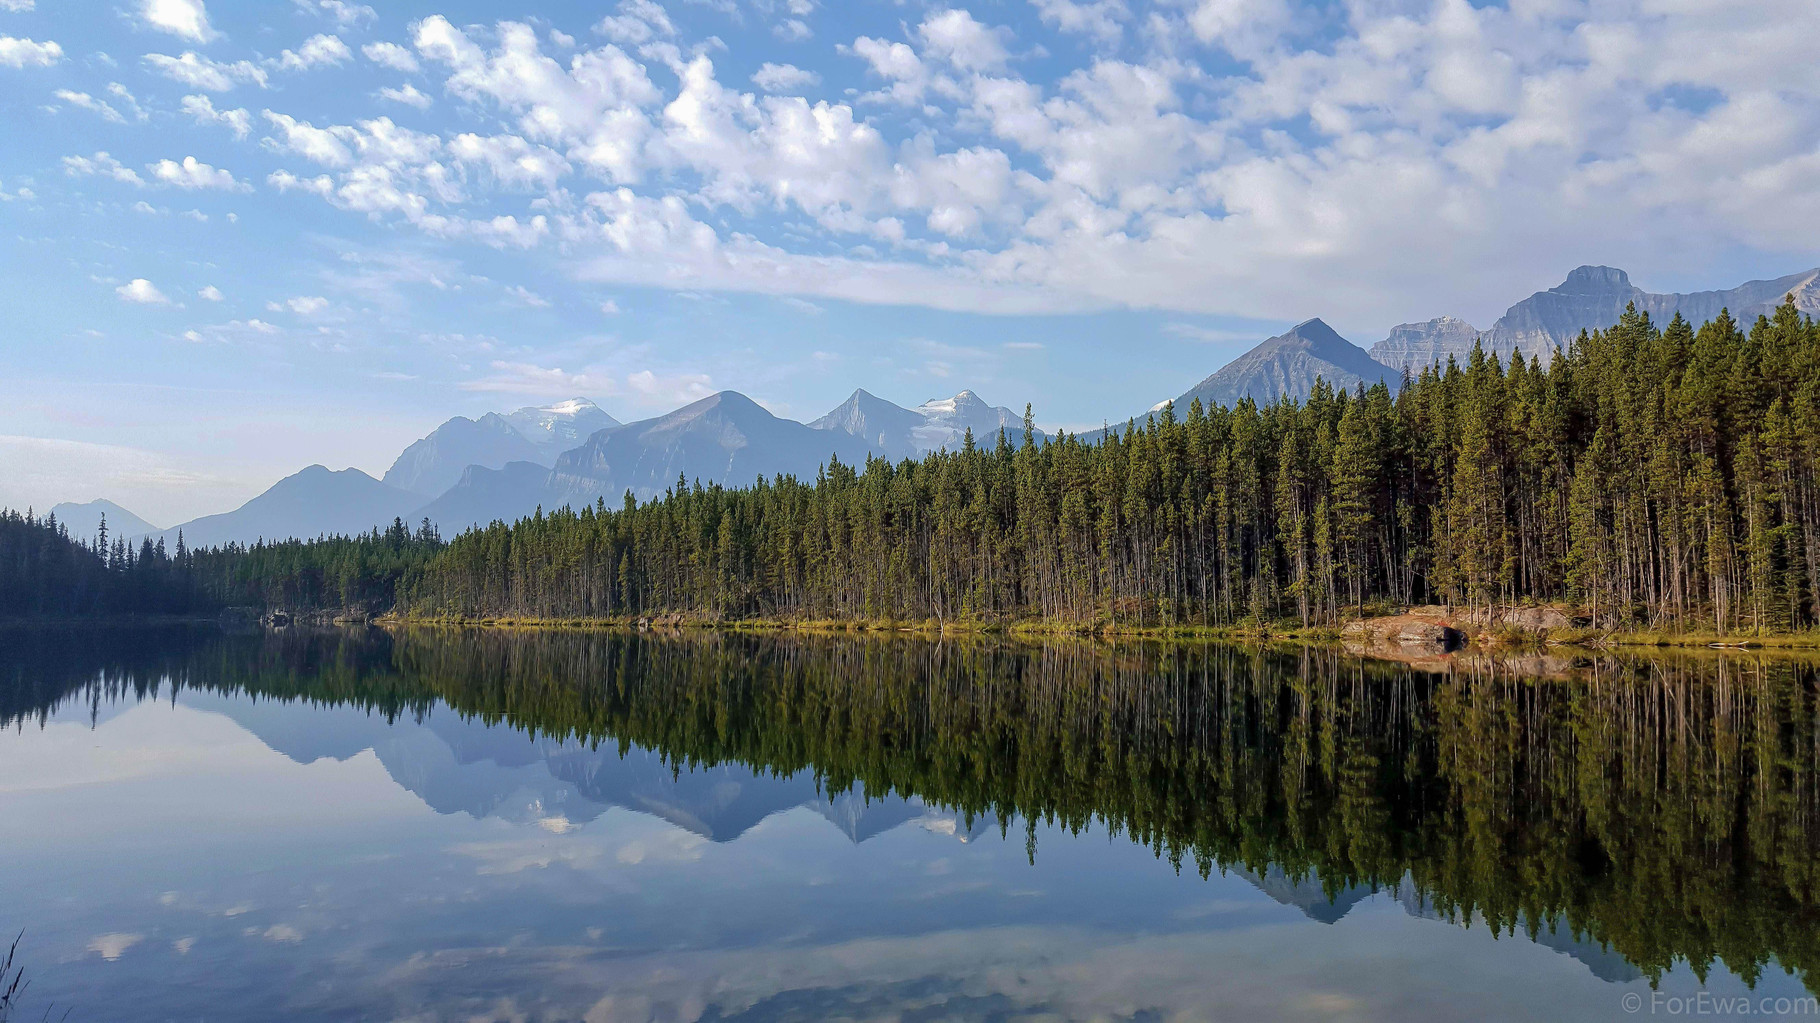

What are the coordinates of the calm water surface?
(1, 626, 1816, 1021)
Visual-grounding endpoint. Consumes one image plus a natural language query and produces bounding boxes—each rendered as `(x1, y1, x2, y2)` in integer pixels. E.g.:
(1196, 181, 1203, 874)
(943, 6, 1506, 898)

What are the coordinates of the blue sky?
(2, 0, 1817, 524)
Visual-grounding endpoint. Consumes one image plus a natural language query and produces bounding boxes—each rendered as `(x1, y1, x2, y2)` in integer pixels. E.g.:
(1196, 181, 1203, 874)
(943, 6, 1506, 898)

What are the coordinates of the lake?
(1, 626, 1816, 1021)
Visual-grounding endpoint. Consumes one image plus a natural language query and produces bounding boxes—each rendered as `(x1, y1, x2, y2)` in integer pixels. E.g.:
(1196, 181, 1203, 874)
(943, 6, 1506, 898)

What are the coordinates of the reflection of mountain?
(1231, 865, 1377, 924)
(193, 690, 928, 844)
(1231, 862, 1644, 984)
(1397, 886, 1645, 984)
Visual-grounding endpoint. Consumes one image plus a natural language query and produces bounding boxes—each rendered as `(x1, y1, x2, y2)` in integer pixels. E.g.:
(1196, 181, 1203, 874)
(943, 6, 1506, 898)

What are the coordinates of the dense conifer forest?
(5, 299, 1817, 632)
(404, 299, 1820, 633)
(0, 511, 442, 617)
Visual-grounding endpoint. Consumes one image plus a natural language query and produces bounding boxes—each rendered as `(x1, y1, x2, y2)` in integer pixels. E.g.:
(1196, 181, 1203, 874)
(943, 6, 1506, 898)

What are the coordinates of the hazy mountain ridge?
(812, 388, 1043, 460)
(151, 466, 419, 549)
(49, 499, 162, 543)
(550, 391, 878, 506)
(381, 398, 619, 499)
(1170, 318, 1400, 413)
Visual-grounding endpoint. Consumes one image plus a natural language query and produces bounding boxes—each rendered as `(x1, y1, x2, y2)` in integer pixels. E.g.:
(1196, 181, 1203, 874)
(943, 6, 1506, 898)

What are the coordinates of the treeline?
(0, 509, 443, 617)
(405, 298, 1820, 633)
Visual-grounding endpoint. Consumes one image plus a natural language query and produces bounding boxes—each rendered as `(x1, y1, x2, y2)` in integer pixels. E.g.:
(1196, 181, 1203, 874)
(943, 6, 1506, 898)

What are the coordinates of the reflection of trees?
(4, 627, 1817, 990)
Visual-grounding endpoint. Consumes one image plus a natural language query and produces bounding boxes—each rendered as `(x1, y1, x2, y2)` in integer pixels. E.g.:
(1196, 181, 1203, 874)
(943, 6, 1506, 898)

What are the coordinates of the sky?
(1, 0, 1817, 525)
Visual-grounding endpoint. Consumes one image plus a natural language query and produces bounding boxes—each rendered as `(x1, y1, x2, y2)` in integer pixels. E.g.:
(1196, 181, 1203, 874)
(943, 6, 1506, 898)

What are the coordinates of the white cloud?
(0, 1, 37, 12)
(0, 35, 60, 67)
(137, 0, 214, 42)
(376, 83, 432, 109)
(919, 9, 1010, 72)
(275, 33, 350, 72)
(361, 40, 417, 72)
(198, 285, 223, 301)
(505, 284, 549, 307)
(180, 94, 252, 138)
(294, 0, 373, 28)
(1031, 0, 1128, 44)
(594, 0, 674, 47)
(63, 151, 145, 186)
(276, 295, 328, 314)
(116, 278, 169, 303)
(752, 62, 818, 93)
(143, 51, 267, 91)
(148, 156, 248, 191)
(54, 89, 126, 123)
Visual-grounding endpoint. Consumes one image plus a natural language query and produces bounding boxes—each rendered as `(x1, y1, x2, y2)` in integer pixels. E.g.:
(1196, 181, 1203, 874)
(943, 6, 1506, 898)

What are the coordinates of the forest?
(5, 298, 1817, 633)
(403, 298, 1820, 633)
(0, 510, 442, 618)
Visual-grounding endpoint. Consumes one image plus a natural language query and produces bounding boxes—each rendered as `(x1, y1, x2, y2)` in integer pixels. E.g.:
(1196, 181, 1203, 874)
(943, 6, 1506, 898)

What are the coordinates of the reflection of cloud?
(615, 830, 705, 866)
(259, 924, 304, 943)
(451, 838, 606, 875)
(87, 932, 143, 960)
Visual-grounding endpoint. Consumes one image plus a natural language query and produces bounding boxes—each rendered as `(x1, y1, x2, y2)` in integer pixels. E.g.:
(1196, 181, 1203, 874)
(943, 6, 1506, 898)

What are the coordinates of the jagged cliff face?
(1368, 316, 1480, 372)
(1481, 265, 1820, 365)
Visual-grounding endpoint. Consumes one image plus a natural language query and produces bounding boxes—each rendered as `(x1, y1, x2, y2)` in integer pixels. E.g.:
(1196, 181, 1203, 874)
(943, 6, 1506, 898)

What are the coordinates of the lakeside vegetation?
(6, 626, 1818, 990)
(6, 299, 1817, 637)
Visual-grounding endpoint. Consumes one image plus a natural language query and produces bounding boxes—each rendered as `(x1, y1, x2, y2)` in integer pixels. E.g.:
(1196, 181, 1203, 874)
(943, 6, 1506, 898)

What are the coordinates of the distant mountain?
(551, 391, 877, 504)
(383, 414, 550, 498)
(502, 397, 618, 451)
(811, 388, 1041, 459)
(1169, 318, 1399, 412)
(382, 398, 619, 499)
(156, 465, 419, 548)
(48, 499, 161, 543)
(912, 390, 1042, 450)
(1476, 265, 1820, 365)
(410, 460, 556, 536)
(1368, 316, 1480, 372)
(810, 389, 930, 461)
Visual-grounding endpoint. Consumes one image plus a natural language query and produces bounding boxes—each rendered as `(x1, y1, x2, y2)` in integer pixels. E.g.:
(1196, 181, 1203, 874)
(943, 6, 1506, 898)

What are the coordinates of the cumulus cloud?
(63, 151, 145, 186)
(137, 0, 214, 42)
(0, 35, 60, 67)
(752, 62, 817, 93)
(116, 278, 169, 303)
(361, 40, 417, 72)
(54, 88, 126, 123)
(148, 156, 248, 191)
(180, 94, 252, 137)
(198, 285, 224, 301)
(293, 0, 373, 28)
(377, 83, 432, 108)
(274, 33, 350, 72)
(143, 50, 266, 90)
(156, 0, 1820, 331)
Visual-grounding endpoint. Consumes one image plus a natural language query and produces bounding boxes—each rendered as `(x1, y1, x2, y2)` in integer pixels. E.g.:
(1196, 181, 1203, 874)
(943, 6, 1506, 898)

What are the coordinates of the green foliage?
(407, 298, 1820, 633)
(0, 510, 443, 617)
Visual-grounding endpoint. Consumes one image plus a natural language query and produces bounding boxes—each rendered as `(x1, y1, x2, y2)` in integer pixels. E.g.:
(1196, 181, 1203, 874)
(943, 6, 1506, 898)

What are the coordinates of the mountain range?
(77, 263, 1816, 548)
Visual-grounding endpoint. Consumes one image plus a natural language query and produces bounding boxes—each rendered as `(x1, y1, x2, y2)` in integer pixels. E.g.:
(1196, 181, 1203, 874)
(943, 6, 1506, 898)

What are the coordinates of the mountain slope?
(156, 466, 419, 548)
(810, 389, 930, 461)
(48, 499, 161, 542)
(382, 413, 551, 498)
(411, 461, 557, 535)
(1171, 318, 1399, 411)
(1368, 316, 1480, 372)
(503, 397, 619, 450)
(811, 388, 1042, 459)
(551, 391, 876, 504)
(1481, 265, 1820, 364)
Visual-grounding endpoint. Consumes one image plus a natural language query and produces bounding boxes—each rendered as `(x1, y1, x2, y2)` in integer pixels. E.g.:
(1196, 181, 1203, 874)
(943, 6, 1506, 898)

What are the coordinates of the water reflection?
(1, 625, 1816, 1020)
